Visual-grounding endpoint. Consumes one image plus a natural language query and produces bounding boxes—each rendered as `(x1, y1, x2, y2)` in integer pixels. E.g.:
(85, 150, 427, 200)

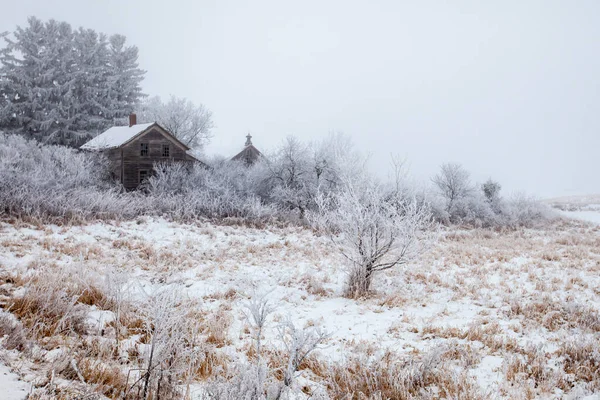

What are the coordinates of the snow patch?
(0, 363, 28, 400)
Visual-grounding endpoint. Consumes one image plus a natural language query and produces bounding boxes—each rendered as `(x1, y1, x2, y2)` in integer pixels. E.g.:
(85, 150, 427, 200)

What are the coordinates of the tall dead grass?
(321, 345, 484, 400)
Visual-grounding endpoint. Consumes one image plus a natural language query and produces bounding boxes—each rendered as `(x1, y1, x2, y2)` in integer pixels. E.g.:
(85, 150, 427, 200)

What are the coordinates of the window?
(139, 170, 149, 184)
(140, 143, 149, 156)
(162, 144, 170, 157)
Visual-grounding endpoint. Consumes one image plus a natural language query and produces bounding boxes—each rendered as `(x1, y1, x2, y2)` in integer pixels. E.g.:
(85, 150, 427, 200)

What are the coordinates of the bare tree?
(313, 183, 434, 297)
(431, 163, 472, 217)
(138, 95, 213, 151)
(264, 134, 362, 221)
(264, 136, 312, 218)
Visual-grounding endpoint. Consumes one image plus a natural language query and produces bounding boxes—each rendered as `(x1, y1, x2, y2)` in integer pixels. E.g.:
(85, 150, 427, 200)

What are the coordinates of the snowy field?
(560, 210, 600, 225)
(0, 212, 599, 399)
(547, 194, 600, 213)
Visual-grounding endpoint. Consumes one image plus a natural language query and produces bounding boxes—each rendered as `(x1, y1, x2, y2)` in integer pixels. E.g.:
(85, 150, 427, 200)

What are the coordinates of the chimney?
(129, 113, 137, 127)
(245, 133, 252, 146)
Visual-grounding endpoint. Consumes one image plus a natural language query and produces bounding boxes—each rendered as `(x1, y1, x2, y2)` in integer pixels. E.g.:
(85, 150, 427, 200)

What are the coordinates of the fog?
(2, 0, 599, 198)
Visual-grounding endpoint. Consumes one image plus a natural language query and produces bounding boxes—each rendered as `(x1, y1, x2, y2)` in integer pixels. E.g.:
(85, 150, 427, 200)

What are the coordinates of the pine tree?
(71, 28, 111, 136)
(0, 17, 146, 146)
(107, 34, 146, 123)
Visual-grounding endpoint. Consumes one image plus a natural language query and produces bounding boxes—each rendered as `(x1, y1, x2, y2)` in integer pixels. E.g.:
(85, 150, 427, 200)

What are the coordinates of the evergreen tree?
(0, 17, 146, 146)
(107, 34, 146, 122)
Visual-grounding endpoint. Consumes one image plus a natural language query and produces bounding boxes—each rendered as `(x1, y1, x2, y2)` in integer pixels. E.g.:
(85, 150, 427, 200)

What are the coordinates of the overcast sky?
(2, 0, 599, 198)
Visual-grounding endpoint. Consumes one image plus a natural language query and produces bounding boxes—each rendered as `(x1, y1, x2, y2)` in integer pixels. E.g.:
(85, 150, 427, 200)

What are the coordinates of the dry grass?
(322, 347, 485, 400)
(1, 216, 600, 398)
(556, 337, 600, 389)
(73, 357, 128, 398)
(192, 350, 230, 380)
(0, 310, 28, 350)
(204, 306, 233, 348)
(506, 296, 600, 332)
(9, 286, 87, 339)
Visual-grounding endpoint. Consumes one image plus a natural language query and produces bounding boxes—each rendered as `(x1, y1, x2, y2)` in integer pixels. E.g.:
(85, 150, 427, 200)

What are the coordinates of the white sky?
(2, 0, 599, 198)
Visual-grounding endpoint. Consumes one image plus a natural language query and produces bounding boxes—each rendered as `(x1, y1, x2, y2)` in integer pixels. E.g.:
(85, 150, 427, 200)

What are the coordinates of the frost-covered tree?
(106, 34, 146, 121)
(431, 163, 472, 219)
(0, 17, 145, 146)
(264, 133, 360, 220)
(264, 136, 312, 218)
(137, 95, 213, 150)
(482, 178, 502, 210)
(70, 28, 112, 135)
(313, 182, 434, 297)
(0, 18, 77, 144)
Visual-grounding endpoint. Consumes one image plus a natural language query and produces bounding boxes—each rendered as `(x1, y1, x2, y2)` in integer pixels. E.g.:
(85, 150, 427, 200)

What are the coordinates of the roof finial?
(245, 132, 252, 146)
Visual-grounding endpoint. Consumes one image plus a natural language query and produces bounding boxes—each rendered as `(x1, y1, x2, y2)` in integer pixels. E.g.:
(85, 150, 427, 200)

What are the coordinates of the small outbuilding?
(231, 133, 262, 165)
(80, 114, 199, 190)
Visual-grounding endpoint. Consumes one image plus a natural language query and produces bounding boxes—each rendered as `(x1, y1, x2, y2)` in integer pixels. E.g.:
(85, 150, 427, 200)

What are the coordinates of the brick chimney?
(129, 113, 137, 127)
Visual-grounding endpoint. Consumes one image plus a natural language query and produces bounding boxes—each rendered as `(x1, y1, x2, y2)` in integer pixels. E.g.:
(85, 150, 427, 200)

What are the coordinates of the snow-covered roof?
(80, 123, 155, 150)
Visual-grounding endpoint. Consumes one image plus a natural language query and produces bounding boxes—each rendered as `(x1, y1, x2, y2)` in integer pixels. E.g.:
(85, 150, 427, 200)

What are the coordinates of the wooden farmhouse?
(231, 133, 262, 165)
(80, 114, 199, 190)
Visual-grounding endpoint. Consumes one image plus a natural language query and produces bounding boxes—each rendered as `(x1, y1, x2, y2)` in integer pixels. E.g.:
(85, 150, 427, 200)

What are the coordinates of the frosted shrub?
(430, 163, 552, 228)
(450, 194, 499, 228)
(313, 182, 434, 297)
(131, 289, 203, 400)
(503, 193, 554, 228)
(262, 134, 362, 221)
(0, 133, 140, 221)
(147, 160, 278, 221)
(432, 163, 473, 219)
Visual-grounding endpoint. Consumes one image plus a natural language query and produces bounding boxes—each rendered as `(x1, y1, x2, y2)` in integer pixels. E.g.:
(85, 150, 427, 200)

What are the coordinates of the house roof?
(81, 123, 155, 150)
(81, 122, 191, 152)
(231, 133, 262, 165)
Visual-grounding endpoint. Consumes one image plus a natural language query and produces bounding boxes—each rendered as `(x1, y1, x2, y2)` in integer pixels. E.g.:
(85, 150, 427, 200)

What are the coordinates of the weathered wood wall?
(115, 128, 191, 190)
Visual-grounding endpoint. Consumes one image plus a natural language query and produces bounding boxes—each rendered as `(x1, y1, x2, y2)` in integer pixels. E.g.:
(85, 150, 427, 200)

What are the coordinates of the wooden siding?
(115, 127, 191, 190)
(103, 148, 122, 182)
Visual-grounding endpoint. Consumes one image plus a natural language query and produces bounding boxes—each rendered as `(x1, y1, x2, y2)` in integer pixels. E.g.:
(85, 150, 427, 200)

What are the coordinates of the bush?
(147, 160, 279, 221)
(0, 132, 553, 229)
(0, 133, 140, 221)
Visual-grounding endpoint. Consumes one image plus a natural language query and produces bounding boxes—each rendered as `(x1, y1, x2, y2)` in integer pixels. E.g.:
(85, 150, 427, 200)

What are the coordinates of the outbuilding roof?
(231, 133, 262, 165)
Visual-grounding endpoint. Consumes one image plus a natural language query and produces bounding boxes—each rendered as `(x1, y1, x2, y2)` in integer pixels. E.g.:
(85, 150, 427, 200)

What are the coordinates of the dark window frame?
(139, 169, 149, 184)
(140, 143, 149, 157)
(162, 144, 170, 158)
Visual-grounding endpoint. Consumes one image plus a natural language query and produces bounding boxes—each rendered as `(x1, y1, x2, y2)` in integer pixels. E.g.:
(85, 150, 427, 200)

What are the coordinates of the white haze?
(2, 0, 599, 198)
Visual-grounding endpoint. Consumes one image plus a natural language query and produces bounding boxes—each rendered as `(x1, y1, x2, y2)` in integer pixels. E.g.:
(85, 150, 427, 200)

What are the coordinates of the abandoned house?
(231, 133, 262, 165)
(80, 114, 199, 190)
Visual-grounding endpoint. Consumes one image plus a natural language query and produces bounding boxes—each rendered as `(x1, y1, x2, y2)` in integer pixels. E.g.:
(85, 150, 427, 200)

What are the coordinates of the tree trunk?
(345, 264, 373, 298)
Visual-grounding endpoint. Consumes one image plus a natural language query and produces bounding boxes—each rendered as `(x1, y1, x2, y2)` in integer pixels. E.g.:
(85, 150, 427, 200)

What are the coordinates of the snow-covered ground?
(561, 210, 600, 224)
(0, 214, 599, 398)
(0, 363, 28, 400)
(552, 194, 600, 224)
(547, 194, 600, 213)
